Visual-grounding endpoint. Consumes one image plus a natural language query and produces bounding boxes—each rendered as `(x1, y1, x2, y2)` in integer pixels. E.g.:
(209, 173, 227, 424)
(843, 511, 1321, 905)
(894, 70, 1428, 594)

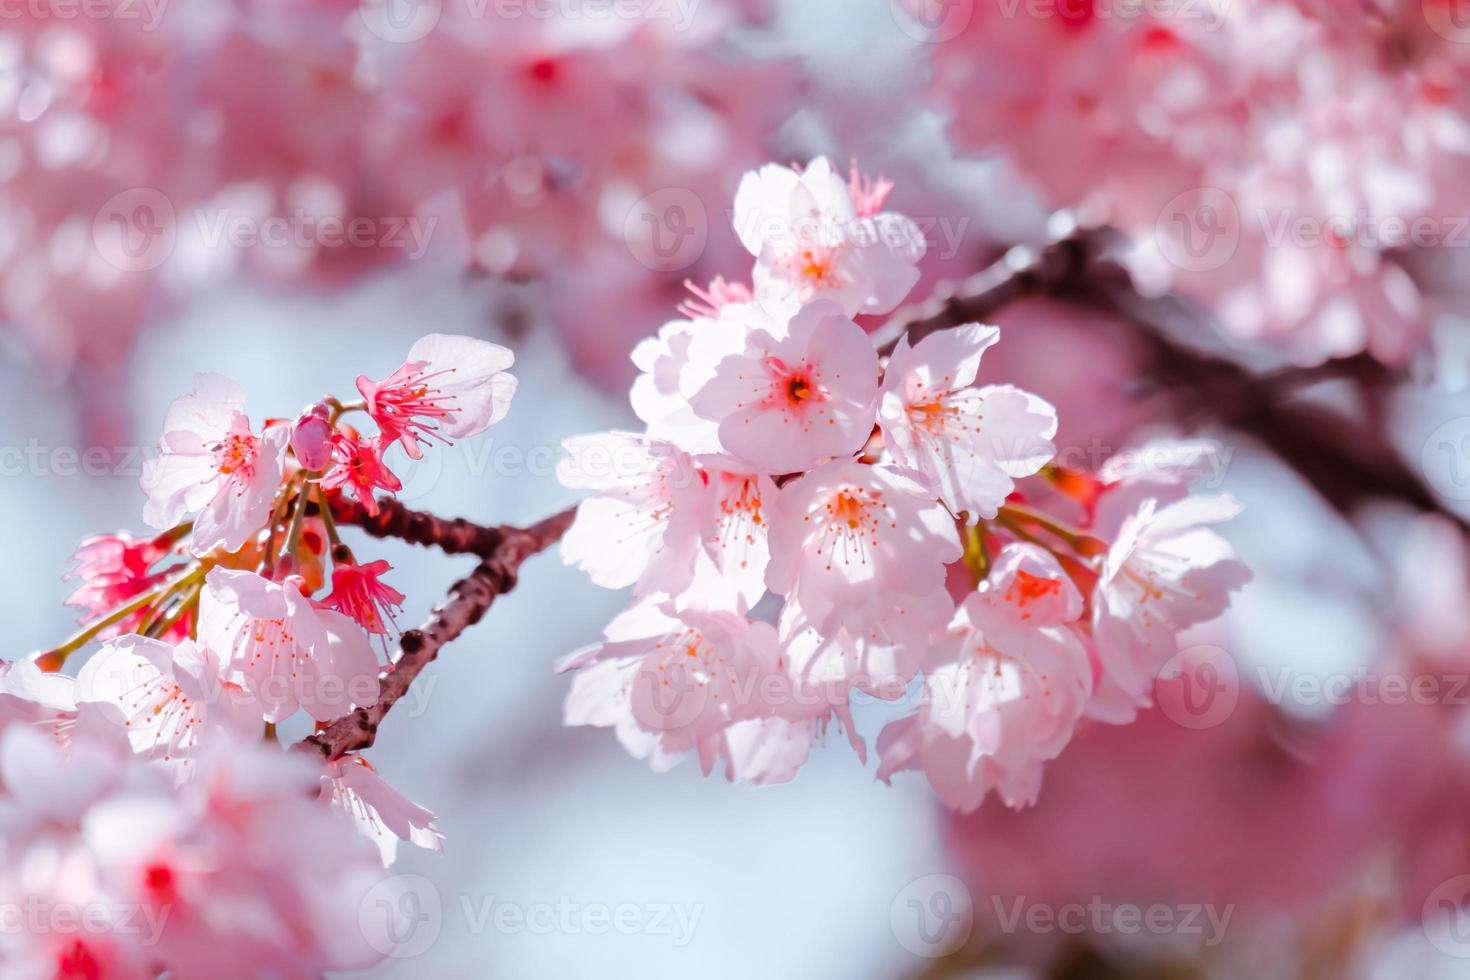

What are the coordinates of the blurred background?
(8, 0, 1470, 976)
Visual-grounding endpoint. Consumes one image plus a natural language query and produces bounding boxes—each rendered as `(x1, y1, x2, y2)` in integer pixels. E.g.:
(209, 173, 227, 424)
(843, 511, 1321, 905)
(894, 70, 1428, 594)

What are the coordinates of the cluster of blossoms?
(1, 0, 792, 433)
(909, 0, 1470, 366)
(1, 332, 516, 974)
(556, 158, 1251, 810)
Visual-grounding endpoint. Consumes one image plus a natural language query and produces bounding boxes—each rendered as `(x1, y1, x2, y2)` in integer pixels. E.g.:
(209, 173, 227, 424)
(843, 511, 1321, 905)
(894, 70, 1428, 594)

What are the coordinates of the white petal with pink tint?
(764, 460, 961, 639)
(689, 301, 879, 474)
(558, 432, 710, 596)
(323, 755, 443, 867)
(879, 325, 1057, 522)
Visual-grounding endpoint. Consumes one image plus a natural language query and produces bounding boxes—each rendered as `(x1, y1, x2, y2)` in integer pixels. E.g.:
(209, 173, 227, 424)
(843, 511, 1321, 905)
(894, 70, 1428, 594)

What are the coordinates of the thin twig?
(295, 505, 576, 761)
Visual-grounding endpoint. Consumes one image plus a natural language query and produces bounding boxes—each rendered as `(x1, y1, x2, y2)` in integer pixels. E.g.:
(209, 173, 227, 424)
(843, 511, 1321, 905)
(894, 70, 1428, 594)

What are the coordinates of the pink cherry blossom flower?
(698, 466, 778, 608)
(140, 373, 289, 556)
(197, 568, 381, 724)
(325, 559, 406, 641)
(558, 432, 710, 596)
(0, 658, 78, 747)
(1089, 493, 1251, 723)
(847, 162, 895, 218)
(289, 402, 335, 471)
(878, 324, 1059, 522)
(75, 635, 258, 784)
(630, 312, 755, 457)
(559, 599, 783, 779)
(764, 460, 963, 639)
(688, 301, 880, 473)
(63, 532, 174, 626)
(732, 157, 924, 316)
(321, 755, 444, 867)
(357, 333, 517, 460)
(878, 544, 1093, 811)
(76, 732, 386, 977)
(778, 586, 955, 710)
(678, 276, 756, 320)
(319, 426, 403, 517)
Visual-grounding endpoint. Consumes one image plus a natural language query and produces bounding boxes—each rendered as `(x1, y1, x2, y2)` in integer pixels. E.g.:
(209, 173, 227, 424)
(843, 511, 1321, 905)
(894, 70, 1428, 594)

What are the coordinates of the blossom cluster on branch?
(911, 0, 1470, 367)
(555, 158, 1252, 809)
(1, 332, 520, 974)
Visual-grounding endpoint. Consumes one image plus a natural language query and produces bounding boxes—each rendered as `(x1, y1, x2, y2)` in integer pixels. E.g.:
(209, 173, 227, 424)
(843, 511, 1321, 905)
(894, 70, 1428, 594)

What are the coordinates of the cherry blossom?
(319, 426, 403, 516)
(0, 659, 78, 746)
(63, 532, 175, 627)
(289, 403, 335, 471)
(560, 600, 783, 778)
(878, 545, 1093, 811)
(878, 324, 1059, 522)
(140, 374, 289, 556)
(764, 460, 962, 638)
(357, 333, 517, 460)
(197, 569, 381, 724)
(74, 634, 257, 782)
(557, 432, 709, 596)
(1087, 481, 1251, 723)
(325, 558, 406, 642)
(732, 157, 925, 316)
(688, 301, 880, 473)
(322, 755, 443, 867)
(77, 732, 386, 978)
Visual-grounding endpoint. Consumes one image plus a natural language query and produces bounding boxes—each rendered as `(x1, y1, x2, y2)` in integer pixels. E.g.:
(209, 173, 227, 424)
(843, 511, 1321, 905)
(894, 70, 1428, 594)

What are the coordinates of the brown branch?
(328, 496, 514, 558)
(296, 505, 577, 761)
(871, 230, 1103, 354)
(879, 225, 1468, 533)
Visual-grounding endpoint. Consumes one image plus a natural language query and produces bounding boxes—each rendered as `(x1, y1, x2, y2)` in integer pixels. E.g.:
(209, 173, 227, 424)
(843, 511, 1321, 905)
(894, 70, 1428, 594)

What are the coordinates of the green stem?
(43, 565, 199, 665)
(997, 502, 1104, 554)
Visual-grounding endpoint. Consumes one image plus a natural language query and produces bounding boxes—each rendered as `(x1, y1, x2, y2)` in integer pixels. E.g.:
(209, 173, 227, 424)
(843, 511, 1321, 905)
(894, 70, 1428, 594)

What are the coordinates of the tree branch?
(328, 496, 517, 558)
(296, 505, 577, 761)
(877, 225, 1466, 533)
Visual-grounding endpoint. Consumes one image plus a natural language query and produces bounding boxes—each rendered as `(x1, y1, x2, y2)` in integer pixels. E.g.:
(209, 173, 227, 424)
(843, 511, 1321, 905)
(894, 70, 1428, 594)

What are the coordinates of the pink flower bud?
(290, 404, 334, 471)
